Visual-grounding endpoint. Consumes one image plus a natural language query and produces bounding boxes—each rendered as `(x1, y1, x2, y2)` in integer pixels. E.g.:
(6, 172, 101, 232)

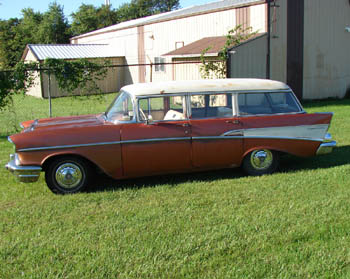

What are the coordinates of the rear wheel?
(45, 157, 92, 194)
(242, 149, 279, 176)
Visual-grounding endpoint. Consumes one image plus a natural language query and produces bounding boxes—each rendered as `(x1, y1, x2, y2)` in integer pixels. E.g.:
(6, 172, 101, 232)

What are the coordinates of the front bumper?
(316, 133, 337, 155)
(5, 154, 41, 183)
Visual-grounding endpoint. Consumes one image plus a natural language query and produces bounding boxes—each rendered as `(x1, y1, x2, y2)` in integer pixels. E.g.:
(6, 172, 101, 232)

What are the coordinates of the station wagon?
(6, 79, 336, 194)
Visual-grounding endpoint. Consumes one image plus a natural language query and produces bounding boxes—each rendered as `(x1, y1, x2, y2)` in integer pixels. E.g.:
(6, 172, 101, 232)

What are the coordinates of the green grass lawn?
(1, 94, 350, 278)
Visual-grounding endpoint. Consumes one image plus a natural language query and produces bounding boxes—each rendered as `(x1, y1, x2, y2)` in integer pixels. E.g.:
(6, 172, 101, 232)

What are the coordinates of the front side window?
(138, 95, 186, 121)
(238, 92, 302, 115)
(105, 92, 134, 122)
(190, 93, 233, 119)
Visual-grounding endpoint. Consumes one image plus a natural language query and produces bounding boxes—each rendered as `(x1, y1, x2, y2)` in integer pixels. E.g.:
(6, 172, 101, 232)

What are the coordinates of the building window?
(155, 57, 165, 72)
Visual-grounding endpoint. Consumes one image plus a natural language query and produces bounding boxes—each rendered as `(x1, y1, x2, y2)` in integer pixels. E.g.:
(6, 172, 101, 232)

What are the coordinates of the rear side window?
(238, 92, 301, 115)
(190, 93, 233, 119)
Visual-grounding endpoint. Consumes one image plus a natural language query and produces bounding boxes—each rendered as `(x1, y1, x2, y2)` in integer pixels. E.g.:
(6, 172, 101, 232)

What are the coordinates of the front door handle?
(226, 120, 240, 124)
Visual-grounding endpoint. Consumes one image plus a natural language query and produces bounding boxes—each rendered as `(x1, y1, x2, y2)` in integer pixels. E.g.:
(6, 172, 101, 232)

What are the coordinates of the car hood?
(21, 114, 104, 132)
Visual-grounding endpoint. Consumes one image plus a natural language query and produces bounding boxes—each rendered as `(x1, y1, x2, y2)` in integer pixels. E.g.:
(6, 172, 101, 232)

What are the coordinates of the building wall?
(74, 27, 140, 86)
(270, 0, 288, 84)
(24, 50, 43, 98)
(39, 57, 125, 98)
(303, 0, 350, 99)
(229, 34, 267, 79)
(74, 4, 267, 84)
(172, 57, 216, 81)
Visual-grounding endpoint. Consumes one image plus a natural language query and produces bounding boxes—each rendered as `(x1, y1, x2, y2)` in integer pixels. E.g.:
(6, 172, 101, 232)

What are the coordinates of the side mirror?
(122, 114, 131, 121)
(146, 115, 154, 125)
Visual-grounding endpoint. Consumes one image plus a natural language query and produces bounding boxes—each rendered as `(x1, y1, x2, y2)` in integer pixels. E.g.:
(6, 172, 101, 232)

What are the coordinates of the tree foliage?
(0, 3, 70, 68)
(36, 3, 71, 44)
(42, 58, 110, 94)
(0, 0, 180, 66)
(71, 4, 118, 36)
(0, 18, 23, 68)
(116, 0, 180, 22)
(0, 62, 36, 110)
(200, 25, 257, 79)
(0, 58, 110, 111)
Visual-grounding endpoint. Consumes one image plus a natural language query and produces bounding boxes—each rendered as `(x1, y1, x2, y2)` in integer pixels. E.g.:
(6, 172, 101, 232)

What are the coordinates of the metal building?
(22, 44, 125, 98)
(267, 0, 350, 99)
(71, 0, 267, 85)
(24, 0, 350, 100)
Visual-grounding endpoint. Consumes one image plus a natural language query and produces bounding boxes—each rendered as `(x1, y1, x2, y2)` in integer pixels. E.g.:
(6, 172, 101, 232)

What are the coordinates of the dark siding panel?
(287, 0, 304, 100)
(236, 7, 251, 30)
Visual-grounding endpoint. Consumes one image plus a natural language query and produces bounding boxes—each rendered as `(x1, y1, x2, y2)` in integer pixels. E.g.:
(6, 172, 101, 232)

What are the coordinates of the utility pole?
(105, 0, 111, 5)
(266, 0, 271, 79)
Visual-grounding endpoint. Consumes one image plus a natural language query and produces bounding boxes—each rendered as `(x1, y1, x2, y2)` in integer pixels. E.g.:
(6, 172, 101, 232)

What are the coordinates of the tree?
(71, 4, 119, 36)
(116, 0, 180, 22)
(153, 0, 180, 13)
(200, 25, 257, 79)
(0, 18, 22, 68)
(18, 8, 43, 45)
(36, 3, 70, 44)
(96, 5, 118, 30)
(71, 5, 100, 36)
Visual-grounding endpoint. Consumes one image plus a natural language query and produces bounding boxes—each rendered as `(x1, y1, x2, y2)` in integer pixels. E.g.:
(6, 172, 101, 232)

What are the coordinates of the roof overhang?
(71, 0, 266, 41)
(164, 33, 266, 58)
(22, 44, 124, 61)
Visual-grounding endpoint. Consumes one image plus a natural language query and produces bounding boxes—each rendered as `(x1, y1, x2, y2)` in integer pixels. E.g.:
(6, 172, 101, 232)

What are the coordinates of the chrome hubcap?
(250, 150, 273, 170)
(55, 163, 83, 189)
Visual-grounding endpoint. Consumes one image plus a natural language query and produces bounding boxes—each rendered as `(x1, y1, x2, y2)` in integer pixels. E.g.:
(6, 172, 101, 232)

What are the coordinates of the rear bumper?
(5, 154, 41, 183)
(316, 133, 336, 155)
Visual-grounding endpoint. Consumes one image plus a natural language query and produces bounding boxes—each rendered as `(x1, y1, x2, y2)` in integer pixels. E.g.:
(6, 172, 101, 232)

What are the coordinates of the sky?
(0, 0, 215, 21)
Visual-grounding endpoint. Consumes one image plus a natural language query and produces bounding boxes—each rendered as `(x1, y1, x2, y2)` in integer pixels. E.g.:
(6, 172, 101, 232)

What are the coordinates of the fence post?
(48, 69, 52, 118)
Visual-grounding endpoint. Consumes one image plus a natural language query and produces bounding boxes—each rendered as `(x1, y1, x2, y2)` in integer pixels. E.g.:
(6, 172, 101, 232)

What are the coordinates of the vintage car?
(5, 79, 336, 194)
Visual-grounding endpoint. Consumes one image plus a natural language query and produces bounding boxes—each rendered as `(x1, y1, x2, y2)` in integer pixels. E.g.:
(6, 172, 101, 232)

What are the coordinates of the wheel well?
(42, 154, 98, 173)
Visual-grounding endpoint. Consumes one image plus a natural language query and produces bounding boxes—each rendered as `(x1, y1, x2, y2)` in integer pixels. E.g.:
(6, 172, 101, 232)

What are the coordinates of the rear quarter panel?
(240, 113, 333, 157)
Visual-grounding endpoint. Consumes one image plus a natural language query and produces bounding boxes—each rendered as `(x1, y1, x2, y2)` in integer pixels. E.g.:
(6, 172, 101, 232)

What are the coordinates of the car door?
(189, 92, 243, 168)
(120, 94, 192, 178)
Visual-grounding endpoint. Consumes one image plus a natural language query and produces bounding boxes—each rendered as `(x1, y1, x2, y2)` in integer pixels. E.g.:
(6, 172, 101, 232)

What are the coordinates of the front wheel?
(242, 149, 279, 176)
(45, 157, 92, 194)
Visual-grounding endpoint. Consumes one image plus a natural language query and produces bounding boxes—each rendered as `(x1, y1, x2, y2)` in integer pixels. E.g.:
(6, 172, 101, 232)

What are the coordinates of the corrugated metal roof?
(26, 44, 122, 61)
(164, 36, 228, 57)
(72, 0, 265, 40)
(164, 33, 265, 57)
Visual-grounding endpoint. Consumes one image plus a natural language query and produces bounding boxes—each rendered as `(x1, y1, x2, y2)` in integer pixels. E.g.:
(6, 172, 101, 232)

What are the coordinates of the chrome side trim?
(223, 124, 329, 141)
(243, 135, 324, 142)
(5, 154, 41, 183)
(18, 137, 192, 152)
(123, 137, 191, 144)
(222, 130, 244, 137)
(18, 141, 122, 152)
(193, 135, 323, 142)
(192, 136, 243, 140)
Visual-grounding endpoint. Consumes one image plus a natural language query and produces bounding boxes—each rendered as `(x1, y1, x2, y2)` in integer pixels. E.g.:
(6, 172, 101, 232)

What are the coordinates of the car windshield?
(105, 91, 134, 122)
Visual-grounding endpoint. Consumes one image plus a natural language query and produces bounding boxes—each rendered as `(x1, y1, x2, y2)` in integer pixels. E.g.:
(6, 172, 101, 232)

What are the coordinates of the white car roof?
(121, 79, 291, 97)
